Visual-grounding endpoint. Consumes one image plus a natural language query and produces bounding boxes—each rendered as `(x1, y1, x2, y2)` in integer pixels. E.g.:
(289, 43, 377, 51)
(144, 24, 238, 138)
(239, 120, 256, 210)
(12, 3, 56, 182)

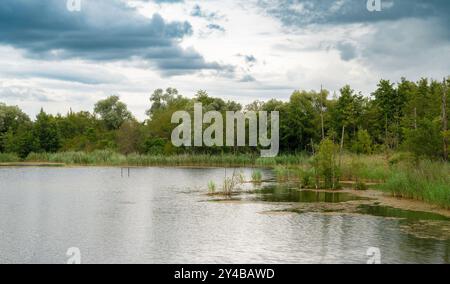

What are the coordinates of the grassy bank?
(0, 153, 20, 163)
(379, 160, 450, 209)
(21, 151, 309, 167)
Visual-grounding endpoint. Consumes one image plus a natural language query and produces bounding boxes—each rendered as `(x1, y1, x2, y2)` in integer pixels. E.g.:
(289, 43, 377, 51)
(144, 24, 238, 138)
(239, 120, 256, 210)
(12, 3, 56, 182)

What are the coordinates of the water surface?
(0, 167, 449, 264)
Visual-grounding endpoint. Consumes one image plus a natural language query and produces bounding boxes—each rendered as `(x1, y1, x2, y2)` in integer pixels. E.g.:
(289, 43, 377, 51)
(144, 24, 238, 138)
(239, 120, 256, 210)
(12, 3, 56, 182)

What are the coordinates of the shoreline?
(0, 162, 269, 169)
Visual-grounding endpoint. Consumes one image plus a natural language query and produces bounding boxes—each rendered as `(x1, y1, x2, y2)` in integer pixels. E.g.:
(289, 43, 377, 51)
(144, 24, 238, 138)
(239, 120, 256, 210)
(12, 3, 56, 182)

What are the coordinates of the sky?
(0, 0, 449, 120)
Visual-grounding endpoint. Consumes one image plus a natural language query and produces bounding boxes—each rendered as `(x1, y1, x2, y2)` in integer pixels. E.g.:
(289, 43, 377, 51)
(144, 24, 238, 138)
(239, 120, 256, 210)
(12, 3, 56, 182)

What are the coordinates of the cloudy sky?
(0, 0, 449, 120)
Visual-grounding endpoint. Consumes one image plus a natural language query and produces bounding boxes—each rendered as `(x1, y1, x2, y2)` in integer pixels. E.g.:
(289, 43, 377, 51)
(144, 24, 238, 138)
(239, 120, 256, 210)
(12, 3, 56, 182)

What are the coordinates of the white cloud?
(0, 0, 448, 120)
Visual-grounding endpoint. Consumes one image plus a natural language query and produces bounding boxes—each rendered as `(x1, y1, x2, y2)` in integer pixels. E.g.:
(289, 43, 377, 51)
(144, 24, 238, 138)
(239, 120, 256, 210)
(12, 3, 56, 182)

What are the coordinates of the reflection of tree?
(444, 241, 450, 264)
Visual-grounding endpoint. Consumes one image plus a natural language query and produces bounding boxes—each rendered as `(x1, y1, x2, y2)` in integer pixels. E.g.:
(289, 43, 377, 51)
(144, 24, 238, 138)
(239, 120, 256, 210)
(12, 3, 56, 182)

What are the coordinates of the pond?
(0, 167, 449, 264)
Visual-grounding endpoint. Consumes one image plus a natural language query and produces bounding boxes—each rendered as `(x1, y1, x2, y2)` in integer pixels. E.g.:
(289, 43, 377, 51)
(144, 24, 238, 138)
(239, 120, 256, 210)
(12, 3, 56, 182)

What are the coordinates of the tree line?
(0, 77, 449, 160)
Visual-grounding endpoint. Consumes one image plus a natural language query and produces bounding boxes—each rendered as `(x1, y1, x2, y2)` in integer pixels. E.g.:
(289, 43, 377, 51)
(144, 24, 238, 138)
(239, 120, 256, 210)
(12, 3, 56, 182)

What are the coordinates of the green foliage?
(354, 181, 368, 191)
(403, 119, 443, 159)
(0, 103, 31, 153)
(312, 139, 340, 189)
(207, 181, 216, 194)
(251, 170, 262, 183)
(380, 160, 450, 209)
(0, 152, 20, 163)
(34, 109, 60, 153)
(222, 170, 242, 195)
(352, 130, 373, 154)
(94, 96, 132, 130)
(331, 85, 365, 142)
(3, 124, 38, 158)
(116, 120, 143, 154)
(298, 168, 315, 189)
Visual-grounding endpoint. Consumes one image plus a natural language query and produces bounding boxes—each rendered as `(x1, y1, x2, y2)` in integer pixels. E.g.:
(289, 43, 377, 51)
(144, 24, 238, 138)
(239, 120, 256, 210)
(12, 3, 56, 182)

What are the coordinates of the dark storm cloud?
(0, 0, 228, 75)
(207, 24, 225, 32)
(258, 0, 450, 28)
(259, 0, 450, 72)
(336, 42, 357, 61)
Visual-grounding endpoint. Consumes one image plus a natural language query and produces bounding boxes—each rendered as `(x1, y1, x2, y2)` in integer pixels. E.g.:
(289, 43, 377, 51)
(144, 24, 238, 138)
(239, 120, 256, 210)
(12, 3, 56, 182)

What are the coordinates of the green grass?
(22, 151, 311, 167)
(379, 160, 450, 209)
(0, 153, 20, 163)
(207, 181, 216, 194)
(339, 154, 390, 182)
(251, 170, 263, 183)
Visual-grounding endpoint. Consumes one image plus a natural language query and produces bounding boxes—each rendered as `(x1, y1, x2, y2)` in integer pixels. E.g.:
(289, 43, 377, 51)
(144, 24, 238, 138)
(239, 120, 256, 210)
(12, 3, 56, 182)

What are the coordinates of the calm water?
(0, 167, 449, 264)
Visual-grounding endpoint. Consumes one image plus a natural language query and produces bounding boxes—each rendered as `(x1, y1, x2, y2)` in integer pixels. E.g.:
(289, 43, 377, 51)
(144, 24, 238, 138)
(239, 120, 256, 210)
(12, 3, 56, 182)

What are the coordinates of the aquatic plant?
(379, 160, 450, 209)
(251, 170, 262, 183)
(274, 166, 291, 182)
(313, 139, 340, 189)
(207, 181, 216, 194)
(297, 168, 315, 189)
(222, 169, 242, 195)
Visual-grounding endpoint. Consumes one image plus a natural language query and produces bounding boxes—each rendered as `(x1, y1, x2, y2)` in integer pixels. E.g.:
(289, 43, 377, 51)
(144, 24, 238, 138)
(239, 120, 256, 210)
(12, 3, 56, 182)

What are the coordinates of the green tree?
(352, 129, 373, 154)
(403, 119, 443, 159)
(282, 90, 319, 152)
(34, 109, 60, 153)
(116, 120, 143, 154)
(3, 123, 37, 158)
(0, 103, 30, 152)
(313, 138, 340, 189)
(94, 96, 132, 130)
(372, 79, 405, 148)
(331, 85, 365, 150)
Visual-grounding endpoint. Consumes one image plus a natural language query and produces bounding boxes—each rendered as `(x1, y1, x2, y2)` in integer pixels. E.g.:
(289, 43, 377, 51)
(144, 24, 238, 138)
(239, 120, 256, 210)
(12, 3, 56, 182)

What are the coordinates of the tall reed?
(379, 160, 450, 209)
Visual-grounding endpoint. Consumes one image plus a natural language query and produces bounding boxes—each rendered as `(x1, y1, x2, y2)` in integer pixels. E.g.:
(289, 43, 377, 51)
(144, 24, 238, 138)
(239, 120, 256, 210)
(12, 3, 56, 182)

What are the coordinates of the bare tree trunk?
(320, 85, 325, 140)
(414, 107, 417, 130)
(339, 125, 345, 167)
(443, 78, 448, 161)
(332, 141, 336, 190)
(385, 114, 389, 151)
(321, 113, 325, 140)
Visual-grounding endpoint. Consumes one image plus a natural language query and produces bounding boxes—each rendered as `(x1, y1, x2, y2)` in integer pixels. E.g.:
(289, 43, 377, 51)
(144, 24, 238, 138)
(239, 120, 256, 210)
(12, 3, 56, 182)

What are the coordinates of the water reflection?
(0, 167, 448, 264)
(251, 186, 365, 203)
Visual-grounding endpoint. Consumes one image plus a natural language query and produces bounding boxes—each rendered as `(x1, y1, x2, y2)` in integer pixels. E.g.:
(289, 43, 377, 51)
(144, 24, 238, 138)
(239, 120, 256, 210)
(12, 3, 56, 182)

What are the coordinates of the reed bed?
(23, 151, 310, 167)
(379, 160, 450, 209)
(0, 153, 20, 163)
